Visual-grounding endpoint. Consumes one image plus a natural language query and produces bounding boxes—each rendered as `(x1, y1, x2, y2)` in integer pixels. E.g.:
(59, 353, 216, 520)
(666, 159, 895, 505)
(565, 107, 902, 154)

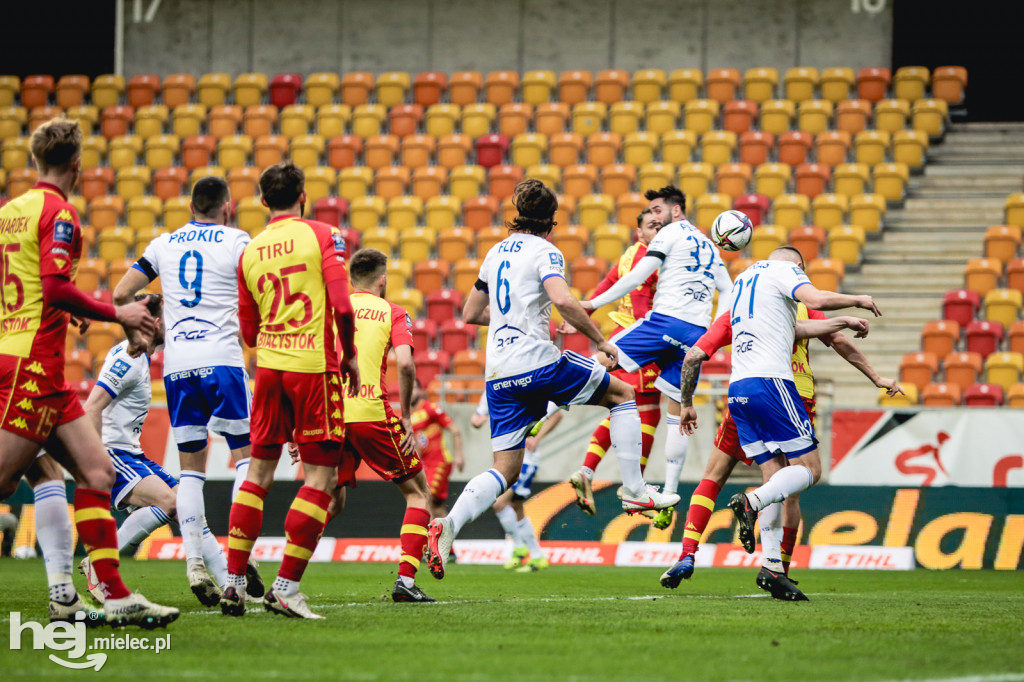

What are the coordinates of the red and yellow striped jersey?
(0, 183, 82, 375)
(239, 215, 345, 373)
(343, 291, 413, 423)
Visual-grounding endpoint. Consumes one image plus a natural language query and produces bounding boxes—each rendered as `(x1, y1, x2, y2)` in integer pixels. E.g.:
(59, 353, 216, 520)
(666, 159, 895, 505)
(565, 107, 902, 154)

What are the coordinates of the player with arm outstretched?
(580, 186, 732, 524)
(569, 208, 664, 520)
(674, 246, 882, 600)
(221, 162, 358, 619)
(114, 176, 259, 603)
(425, 179, 679, 582)
(0, 118, 177, 628)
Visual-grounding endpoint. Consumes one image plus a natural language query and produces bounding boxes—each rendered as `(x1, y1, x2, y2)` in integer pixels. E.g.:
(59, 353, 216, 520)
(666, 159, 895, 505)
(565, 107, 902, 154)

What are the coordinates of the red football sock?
(74, 488, 130, 600)
(781, 525, 799, 576)
(227, 480, 268, 577)
(582, 418, 611, 473)
(680, 478, 722, 559)
(398, 506, 431, 579)
(278, 486, 330, 582)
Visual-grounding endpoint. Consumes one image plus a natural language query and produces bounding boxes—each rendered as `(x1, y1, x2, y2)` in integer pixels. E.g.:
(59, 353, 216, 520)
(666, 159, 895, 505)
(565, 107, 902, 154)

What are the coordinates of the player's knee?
(81, 461, 116, 492)
(156, 489, 177, 517)
(0, 476, 19, 500)
(804, 461, 822, 483)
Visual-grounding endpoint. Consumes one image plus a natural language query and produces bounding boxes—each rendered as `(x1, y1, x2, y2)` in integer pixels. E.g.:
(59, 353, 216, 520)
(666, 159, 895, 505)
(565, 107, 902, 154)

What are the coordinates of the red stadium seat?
(338, 227, 360, 256)
(414, 350, 451, 386)
(942, 289, 981, 327)
(269, 73, 303, 109)
(439, 319, 476, 354)
(560, 330, 594, 355)
(733, 193, 771, 227)
(703, 350, 732, 376)
(474, 134, 510, 169)
(411, 318, 438, 351)
(425, 289, 464, 324)
(312, 196, 349, 227)
(963, 383, 1003, 407)
(964, 320, 1005, 359)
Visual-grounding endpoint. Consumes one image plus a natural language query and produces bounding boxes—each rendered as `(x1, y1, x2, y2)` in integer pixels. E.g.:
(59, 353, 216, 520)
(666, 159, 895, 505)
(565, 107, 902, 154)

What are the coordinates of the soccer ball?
(13, 545, 37, 559)
(710, 210, 753, 252)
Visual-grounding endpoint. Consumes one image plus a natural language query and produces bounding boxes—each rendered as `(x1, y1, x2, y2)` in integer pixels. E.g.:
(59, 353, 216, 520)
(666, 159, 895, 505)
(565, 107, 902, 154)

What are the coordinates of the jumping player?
(221, 161, 359, 619)
(676, 246, 882, 599)
(569, 208, 664, 521)
(114, 176, 256, 603)
(426, 179, 679, 582)
(410, 380, 465, 520)
(0, 117, 177, 628)
(581, 186, 732, 525)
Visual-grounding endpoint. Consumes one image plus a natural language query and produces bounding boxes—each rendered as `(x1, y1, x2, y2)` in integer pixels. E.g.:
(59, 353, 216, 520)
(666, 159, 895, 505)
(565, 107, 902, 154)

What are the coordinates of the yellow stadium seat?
(797, 100, 833, 134)
(290, 134, 325, 169)
(126, 196, 162, 230)
(828, 225, 865, 265)
(66, 105, 99, 136)
(161, 196, 190, 229)
(892, 130, 929, 169)
(107, 134, 140, 170)
(376, 72, 411, 108)
(577, 194, 615, 229)
(448, 165, 486, 201)
(753, 162, 792, 199)
(115, 165, 151, 200)
(609, 101, 644, 135)
(853, 129, 890, 166)
(1006, 194, 1024, 229)
(873, 162, 909, 203)
(784, 67, 819, 102)
(571, 102, 607, 137)
(360, 228, 397, 258)
(642, 100, 679, 136)
(592, 223, 631, 262)
(217, 135, 253, 170)
(772, 194, 810, 230)
(96, 227, 133, 261)
(459, 103, 495, 138)
(878, 382, 918, 407)
(304, 73, 340, 108)
(894, 66, 930, 102)
(525, 164, 562, 191)
(389, 197, 425, 231)
(134, 226, 167, 256)
(197, 73, 231, 107)
(78, 135, 107, 170)
(759, 99, 796, 136)
(0, 106, 27, 139)
(984, 289, 1023, 329)
(425, 104, 460, 137)
(386, 258, 412, 292)
(821, 67, 855, 103)
(833, 163, 871, 198)
(984, 352, 1024, 392)
(274, 104, 312, 139)
(623, 131, 659, 167)
(750, 224, 787, 260)
(812, 193, 849, 228)
(349, 196, 386, 231)
(143, 134, 179, 169)
(912, 99, 949, 138)
(875, 98, 911, 133)
(0, 76, 20, 108)
(521, 70, 556, 106)
(683, 99, 719, 135)
(639, 162, 675, 194)
(743, 67, 778, 103)
(510, 133, 547, 168)
(232, 196, 266, 234)
(668, 69, 703, 104)
(701, 130, 737, 167)
(351, 104, 387, 139)
(398, 226, 434, 261)
(302, 166, 336, 204)
(675, 163, 714, 198)
(631, 69, 667, 104)
(694, 193, 732, 229)
(171, 104, 206, 138)
(337, 166, 373, 201)
(661, 130, 697, 165)
(850, 193, 886, 233)
(425, 195, 461, 231)
(91, 74, 124, 109)
(134, 104, 168, 140)
(234, 74, 269, 108)
(314, 104, 350, 139)
(2, 136, 30, 171)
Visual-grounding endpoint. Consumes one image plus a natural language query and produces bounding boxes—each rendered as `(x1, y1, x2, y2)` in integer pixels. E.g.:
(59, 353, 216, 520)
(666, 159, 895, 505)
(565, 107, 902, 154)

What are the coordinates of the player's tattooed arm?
(679, 347, 709, 409)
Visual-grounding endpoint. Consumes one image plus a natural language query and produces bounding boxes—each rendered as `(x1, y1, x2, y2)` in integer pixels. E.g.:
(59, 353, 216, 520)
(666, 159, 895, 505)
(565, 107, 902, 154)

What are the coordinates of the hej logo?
(9, 611, 107, 670)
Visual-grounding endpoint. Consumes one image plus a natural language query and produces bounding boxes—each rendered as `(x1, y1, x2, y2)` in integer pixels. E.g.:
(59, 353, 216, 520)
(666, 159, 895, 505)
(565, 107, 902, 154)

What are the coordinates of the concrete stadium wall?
(123, 0, 892, 77)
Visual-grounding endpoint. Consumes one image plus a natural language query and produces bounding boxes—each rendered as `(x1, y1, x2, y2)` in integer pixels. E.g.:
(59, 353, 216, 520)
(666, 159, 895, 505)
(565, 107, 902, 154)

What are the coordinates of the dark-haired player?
(0, 117, 177, 628)
(425, 179, 679, 581)
(222, 162, 359, 619)
(410, 380, 464, 521)
(115, 175, 258, 606)
(580, 186, 733, 529)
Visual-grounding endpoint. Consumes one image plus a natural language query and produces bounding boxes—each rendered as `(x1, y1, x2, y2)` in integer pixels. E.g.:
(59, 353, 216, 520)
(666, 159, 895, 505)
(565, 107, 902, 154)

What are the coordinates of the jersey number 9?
(178, 250, 203, 308)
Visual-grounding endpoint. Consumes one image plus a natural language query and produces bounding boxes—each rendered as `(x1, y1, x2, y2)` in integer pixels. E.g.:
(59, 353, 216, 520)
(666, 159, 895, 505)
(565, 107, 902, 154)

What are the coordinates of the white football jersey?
(646, 219, 732, 326)
(138, 221, 250, 374)
(478, 233, 565, 379)
(95, 341, 152, 454)
(728, 260, 812, 383)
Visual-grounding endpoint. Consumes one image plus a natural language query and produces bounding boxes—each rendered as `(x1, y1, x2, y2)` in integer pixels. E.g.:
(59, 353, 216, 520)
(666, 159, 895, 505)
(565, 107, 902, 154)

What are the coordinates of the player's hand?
(454, 453, 465, 473)
(341, 356, 360, 397)
(399, 417, 417, 456)
(69, 315, 90, 335)
(876, 377, 904, 397)
(287, 442, 300, 465)
(679, 405, 698, 435)
(556, 321, 574, 335)
(525, 435, 539, 451)
(115, 300, 157, 337)
(579, 299, 596, 312)
(857, 295, 882, 317)
(844, 317, 870, 338)
(596, 341, 618, 368)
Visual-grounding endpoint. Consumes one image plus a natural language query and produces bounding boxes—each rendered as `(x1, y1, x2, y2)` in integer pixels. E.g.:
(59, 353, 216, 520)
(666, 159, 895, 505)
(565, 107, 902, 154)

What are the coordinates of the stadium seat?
(484, 71, 519, 107)
(361, 227, 398, 256)
(315, 104, 350, 138)
(807, 257, 845, 292)
(750, 162, 789, 200)
(759, 99, 796, 136)
(100, 105, 134, 140)
(373, 166, 409, 200)
(235, 196, 269, 234)
(964, 258, 1002, 297)
(414, 349, 450, 385)
(0, 106, 26, 139)
(545, 132, 581, 169)
(171, 103, 206, 138)
(900, 351, 940, 390)
(578, 193, 615, 229)
(613, 192, 645, 226)
(878, 383, 918, 406)
(683, 99, 719, 135)
(742, 67, 777, 103)
(127, 196, 162, 230)
(85, 322, 122, 358)
(984, 352, 1024, 392)
(789, 226, 826, 264)
(217, 135, 252, 171)
(609, 101, 644, 135)
(408, 71, 447, 108)
(388, 198, 424, 232)
(853, 129, 889, 166)
(832, 163, 870, 198)
(985, 289, 1023, 329)
(436, 226, 471, 262)
(197, 73, 231, 107)
(715, 163, 751, 199)
(631, 69, 666, 104)
(517, 70, 555, 107)
(268, 73, 302, 109)
(87, 195, 123, 229)
(585, 132, 620, 167)
(946, 349, 987, 393)
(891, 66, 929, 102)
(570, 102, 606, 137)
(794, 163, 830, 199)
(79, 135, 107, 169)
(963, 382, 1003, 407)
(847, 193, 884, 233)
(144, 134, 179, 169)
(592, 223, 631, 262)
(499, 103, 534, 138)
(444, 165, 482, 202)
(692, 193, 731, 230)
(1008, 383, 1024, 408)
(623, 132, 660, 168)
(750, 224, 787, 260)
(451, 349, 484, 378)
(360, 134, 395, 170)
(412, 259, 450, 295)
(856, 67, 891, 102)
(600, 163, 636, 198)
(943, 289, 981, 327)
(525, 164, 562, 191)
(797, 100, 833, 135)
(132, 104, 167, 140)
(984, 225, 1021, 264)
(327, 134, 363, 169)
(21, 75, 54, 110)
(431, 134, 468, 170)
(570, 256, 608, 293)
(349, 196, 385, 230)
(637, 162, 673, 194)
(453, 257, 482, 292)
(312, 196, 348, 227)
(105, 134, 141, 171)
(232, 73, 267, 108)
(289, 133, 325, 170)
(411, 318, 438, 351)
(827, 225, 865, 266)
(739, 130, 774, 167)
(1009, 258, 1024, 293)
(27, 105, 62, 135)
(425, 289, 463, 324)
(920, 382, 961, 407)
(124, 74, 159, 109)
(299, 166, 333, 203)
(778, 131, 813, 166)
(97, 227, 134, 261)
(771, 194, 809, 230)
(921, 320, 960, 358)
(487, 165, 523, 201)
(439, 71, 478, 107)
(815, 130, 851, 167)
(783, 67, 818, 102)
(75, 258, 108, 292)
(5, 168, 35, 199)
(116, 165, 151, 201)
(160, 73, 195, 109)
(530, 102, 568, 138)
(55, 75, 89, 109)
(438, 319, 475, 355)
(874, 97, 910, 137)
(705, 68, 740, 104)
(733, 193, 770, 227)
(279, 104, 315, 139)
(666, 68, 702, 103)
(351, 104, 387, 139)
(658, 130, 695, 166)
(812, 193, 849, 229)
(722, 100, 758, 135)
(701, 130, 737, 167)
(338, 72, 374, 108)
(80, 167, 114, 201)
(932, 66, 968, 105)
(411, 165, 447, 199)
(550, 224, 589, 262)
(912, 98, 950, 138)
(304, 73, 340, 108)
(461, 194, 497, 230)
(334, 166, 370, 201)
(471, 133, 506, 169)
(834, 99, 873, 136)
(372, 72, 409, 108)
(1005, 194, 1024, 229)
(0, 76, 19, 108)
(388, 103, 423, 138)
(872, 162, 909, 203)
(162, 196, 192, 229)
(593, 69, 628, 106)
(182, 135, 216, 170)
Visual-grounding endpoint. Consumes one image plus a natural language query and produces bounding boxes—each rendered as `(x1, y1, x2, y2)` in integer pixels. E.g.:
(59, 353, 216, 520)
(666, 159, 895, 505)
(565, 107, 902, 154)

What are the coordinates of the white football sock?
(759, 502, 783, 570)
(447, 469, 507, 536)
(33, 481, 74, 600)
(663, 415, 688, 496)
(231, 458, 250, 502)
(177, 470, 207, 564)
(580, 466, 595, 481)
(202, 525, 229, 588)
(609, 401, 645, 496)
(748, 466, 815, 511)
(494, 505, 520, 543)
(523, 447, 542, 468)
(117, 506, 171, 553)
(272, 575, 299, 597)
(517, 516, 543, 558)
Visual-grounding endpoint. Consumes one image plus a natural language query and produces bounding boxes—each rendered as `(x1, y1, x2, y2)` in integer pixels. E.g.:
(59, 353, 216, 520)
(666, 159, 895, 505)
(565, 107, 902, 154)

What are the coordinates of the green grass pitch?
(4, 559, 1023, 681)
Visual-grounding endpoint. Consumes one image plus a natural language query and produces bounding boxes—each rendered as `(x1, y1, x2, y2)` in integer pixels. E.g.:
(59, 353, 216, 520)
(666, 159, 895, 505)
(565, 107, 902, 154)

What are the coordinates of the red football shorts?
(610, 365, 660, 395)
(0, 355, 85, 445)
(342, 413, 422, 485)
(421, 450, 453, 502)
(715, 396, 817, 464)
(251, 367, 345, 448)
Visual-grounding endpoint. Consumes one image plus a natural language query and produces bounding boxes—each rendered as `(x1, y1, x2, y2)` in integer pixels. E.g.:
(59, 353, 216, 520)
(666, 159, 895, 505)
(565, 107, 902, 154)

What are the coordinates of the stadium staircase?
(814, 122, 1024, 406)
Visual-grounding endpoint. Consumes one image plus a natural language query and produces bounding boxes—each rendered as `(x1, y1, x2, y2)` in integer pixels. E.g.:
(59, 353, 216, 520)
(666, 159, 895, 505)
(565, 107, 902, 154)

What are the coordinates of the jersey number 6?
(496, 260, 512, 314)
